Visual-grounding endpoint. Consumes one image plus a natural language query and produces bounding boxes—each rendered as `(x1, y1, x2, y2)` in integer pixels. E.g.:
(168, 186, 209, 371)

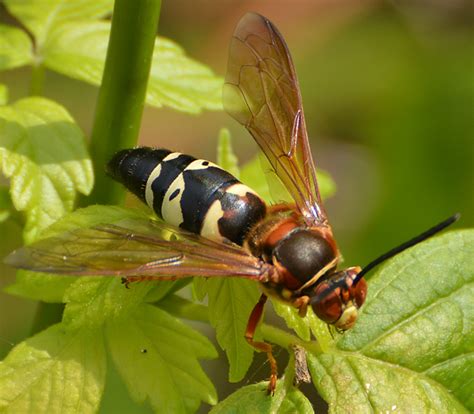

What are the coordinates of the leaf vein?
(359, 281, 473, 354)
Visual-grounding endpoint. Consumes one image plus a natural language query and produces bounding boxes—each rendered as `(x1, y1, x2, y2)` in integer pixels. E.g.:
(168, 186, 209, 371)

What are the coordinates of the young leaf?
(5, 205, 149, 303)
(0, 84, 8, 105)
(272, 302, 311, 342)
(277, 389, 314, 414)
(63, 277, 155, 330)
(240, 153, 336, 205)
(0, 24, 33, 71)
(55, 208, 158, 328)
(5, 270, 75, 303)
(148, 36, 223, 112)
(106, 303, 217, 414)
(38, 204, 150, 239)
(0, 186, 12, 222)
(272, 302, 332, 352)
(308, 230, 473, 412)
(208, 278, 263, 382)
(3, 0, 113, 45)
(240, 155, 273, 204)
(208, 382, 272, 413)
(0, 97, 93, 242)
(0, 324, 106, 414)
(42, 21, 222, 113)
(217, 128, 240, 178)
(209, 380, 314, 414)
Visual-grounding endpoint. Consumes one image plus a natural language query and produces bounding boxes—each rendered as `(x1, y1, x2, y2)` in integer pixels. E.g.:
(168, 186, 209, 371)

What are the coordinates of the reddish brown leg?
(245, 294, 278, 395)
(293, 295, 310, 317)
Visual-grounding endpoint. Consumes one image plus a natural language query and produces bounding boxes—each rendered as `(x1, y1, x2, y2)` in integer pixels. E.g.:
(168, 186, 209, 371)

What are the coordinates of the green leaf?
(0, 186, 12, 222)
(0, 84, 8, 105)
(4, 0, 113, 45)
(240, 155, 274, 204)
(41, 21, 108, 84)
(196, 278, 261, 382)
(63, 277, 155, 330)
(0, 24, 33, 71)
(209, 382, 272, 414)
(0, 97, 93, 242)
(54, 207, 189, 329)
(148, 36, 223, 113)
(309, 351, 466, 414)
(5, 206, 149, 303)
(42, 21, 222, 113)
(209, 380, 314, 414)
(309, 230, 473, 413)
(144, 279, 190, 304)
(53, 207, 155, 328)
(277, 388, 314, 414)
(5, 270, 75, 303)
(272, 301, 311, 341)
(272, 302, 332, 351)
(0, 84, 8, 106)
(240, 153, 336, 205)
(217, 128, 240, 178)
(41, 204, 149, 239)
(0, 324, 106, 413)
(106, 303, 217, 414)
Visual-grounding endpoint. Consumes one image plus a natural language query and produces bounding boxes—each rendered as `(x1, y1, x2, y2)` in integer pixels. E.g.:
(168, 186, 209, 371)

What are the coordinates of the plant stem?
(29, 63, 45, 96)
(261, 324, 322, 355)
(85, 0, 162, 206)
(31, 0, 162, 335)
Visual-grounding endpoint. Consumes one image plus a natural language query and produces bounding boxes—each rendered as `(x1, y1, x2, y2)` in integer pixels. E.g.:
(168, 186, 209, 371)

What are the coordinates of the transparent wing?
(223, 12, 327, 226)
(5, 217, 269, 280)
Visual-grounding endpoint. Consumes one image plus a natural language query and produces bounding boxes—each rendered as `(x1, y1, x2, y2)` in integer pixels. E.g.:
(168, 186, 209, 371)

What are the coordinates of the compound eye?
(311, 283, 343, 324)
(351, 278, 367, 308)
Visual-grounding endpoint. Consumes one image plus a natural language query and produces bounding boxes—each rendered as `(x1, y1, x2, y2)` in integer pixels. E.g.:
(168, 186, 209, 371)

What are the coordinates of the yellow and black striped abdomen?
(107, 147, 267, 245)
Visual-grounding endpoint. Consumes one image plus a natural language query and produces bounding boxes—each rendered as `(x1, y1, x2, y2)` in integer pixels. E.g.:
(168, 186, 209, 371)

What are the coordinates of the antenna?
(354, 213, 460, 284)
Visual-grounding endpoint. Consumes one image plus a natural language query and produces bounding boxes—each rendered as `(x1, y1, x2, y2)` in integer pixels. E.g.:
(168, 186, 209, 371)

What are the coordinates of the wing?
(5, 217, 270, 280)
(223, 13, 327, 227)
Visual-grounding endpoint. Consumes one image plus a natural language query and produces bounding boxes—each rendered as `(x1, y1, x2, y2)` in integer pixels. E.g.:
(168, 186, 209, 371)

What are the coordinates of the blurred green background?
(1, 0, 472, 412)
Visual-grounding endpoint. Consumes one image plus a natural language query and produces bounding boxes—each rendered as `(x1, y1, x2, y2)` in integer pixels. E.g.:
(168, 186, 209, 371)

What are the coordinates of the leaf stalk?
(85, 0, 162, 206)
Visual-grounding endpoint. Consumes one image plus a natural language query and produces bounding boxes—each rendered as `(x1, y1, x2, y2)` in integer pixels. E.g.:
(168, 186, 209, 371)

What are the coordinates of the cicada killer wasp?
(5, 13, 459, 393)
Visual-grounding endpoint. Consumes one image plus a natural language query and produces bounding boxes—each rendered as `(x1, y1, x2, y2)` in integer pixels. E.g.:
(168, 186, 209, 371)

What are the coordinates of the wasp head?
(310, 267, 367, 330)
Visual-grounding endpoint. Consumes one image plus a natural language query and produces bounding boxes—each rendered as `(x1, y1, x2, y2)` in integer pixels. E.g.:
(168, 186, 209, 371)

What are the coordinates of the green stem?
(29, 63, 45, 96)
(261, 324, 322, 355)
(85, 0, 162, 206)
(31, 0, 161, 335)
(159, 294, 322, 354)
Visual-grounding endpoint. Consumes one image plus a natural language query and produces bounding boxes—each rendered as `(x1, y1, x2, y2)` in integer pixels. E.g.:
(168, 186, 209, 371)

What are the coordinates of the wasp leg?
(121, 275, 152, 288)
(245, 293, 277, 395)
(293, 295, 310, 317)
(121, 277, 132, 289)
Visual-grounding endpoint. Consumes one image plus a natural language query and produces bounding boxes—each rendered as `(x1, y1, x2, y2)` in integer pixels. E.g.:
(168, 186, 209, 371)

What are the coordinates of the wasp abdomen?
(107, 147, 266, 245)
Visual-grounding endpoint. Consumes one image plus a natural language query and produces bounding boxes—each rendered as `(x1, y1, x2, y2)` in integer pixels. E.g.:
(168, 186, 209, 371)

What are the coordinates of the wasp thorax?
(273, 229, 336, 287)
(311, 267, 367, 330)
